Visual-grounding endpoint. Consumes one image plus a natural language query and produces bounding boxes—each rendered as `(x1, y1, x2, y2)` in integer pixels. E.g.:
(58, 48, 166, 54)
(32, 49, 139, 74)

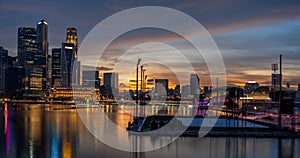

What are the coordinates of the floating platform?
(127, 115, 300, 138)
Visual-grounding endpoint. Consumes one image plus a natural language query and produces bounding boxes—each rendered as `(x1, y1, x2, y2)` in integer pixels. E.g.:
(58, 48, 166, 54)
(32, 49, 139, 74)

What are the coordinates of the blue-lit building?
(36, 20, 49, 91)
(66, 28, 80, 86)
(51, 48, 62, 87)
(61, 42, 75, 87)
(0, 46, 8, 95)
(17, 27, 37, 67)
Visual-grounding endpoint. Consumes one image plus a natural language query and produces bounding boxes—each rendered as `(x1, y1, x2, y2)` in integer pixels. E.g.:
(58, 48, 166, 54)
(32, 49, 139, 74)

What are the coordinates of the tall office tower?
(66, 28, 78, 57)
(17, 27, 37, 67)
(155, 79, 169, 96)
(182, 85, 190, 99)
(244, 81, 259, 94)
(0, 46, 8, 94)
(47, 54, 52, 88)
(61, 42, 75, 87)
(271, 73, 281, 91)
(190, 73, 200, 97)
(66, 28, 80, 86)
(5, 56, 24, 97)
(51, 48, 62, 87)
(82, 71, 100, 88)
(72, 59, 80, 86)
(36, 19, 48, 91)
(103, 72, 119, 97)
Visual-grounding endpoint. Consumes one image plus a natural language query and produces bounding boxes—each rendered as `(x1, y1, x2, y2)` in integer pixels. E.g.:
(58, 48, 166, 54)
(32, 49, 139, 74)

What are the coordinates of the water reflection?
(0, 103, 299, 158)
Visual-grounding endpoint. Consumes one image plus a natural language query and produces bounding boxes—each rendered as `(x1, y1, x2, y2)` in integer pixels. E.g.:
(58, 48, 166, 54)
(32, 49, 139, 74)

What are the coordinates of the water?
(0, 104, 299, 158)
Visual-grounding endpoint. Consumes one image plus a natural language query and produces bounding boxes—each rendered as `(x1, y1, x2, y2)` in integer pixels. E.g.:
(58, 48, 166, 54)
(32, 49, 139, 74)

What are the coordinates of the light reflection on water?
(0, 103, 299, 158)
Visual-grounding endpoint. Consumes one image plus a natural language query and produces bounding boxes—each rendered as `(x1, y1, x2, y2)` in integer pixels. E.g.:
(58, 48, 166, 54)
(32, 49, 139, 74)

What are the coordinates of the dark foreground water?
(0, 104, 299, 158)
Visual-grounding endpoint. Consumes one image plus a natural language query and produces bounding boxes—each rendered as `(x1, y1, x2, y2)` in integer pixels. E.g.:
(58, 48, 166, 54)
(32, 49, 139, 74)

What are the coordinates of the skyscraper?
(271, 73, 281, 91)
(190, 73, 200, 97)
(103, 72, 119, 97)
(61, 42, 75, 87)
(66, 28, 80, 86)
(0, 46, 8, 94)
(155, 79, 169, 96)
(6, 56, 24, 97)
(66, 28, 78, 57)
(17, 27, 37, 67)
(51, 48, 62, 87)
(181, 85, 190, 99)
(82, 71, 100, 88)
(36, 20, 48, 91)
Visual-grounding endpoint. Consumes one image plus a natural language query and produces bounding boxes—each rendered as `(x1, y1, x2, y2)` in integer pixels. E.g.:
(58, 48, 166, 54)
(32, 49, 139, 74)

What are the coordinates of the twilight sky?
(0, 0, 300, 88)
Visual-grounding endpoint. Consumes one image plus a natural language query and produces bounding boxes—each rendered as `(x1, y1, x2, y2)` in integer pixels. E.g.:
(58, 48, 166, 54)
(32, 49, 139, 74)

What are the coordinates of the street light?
(140, 66, 146, 116)
(254, 106, 257, 131)
(136, 57, 142, 118)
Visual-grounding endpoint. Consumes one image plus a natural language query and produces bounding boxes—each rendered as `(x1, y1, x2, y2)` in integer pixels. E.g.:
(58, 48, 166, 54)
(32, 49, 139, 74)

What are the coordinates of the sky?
(0, 0, 300, 88)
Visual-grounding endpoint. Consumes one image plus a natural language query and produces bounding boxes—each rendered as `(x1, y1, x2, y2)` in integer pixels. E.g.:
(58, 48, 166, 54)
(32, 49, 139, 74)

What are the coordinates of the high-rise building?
(66, 28, 78, 57)
(36, 20, 48, 66)
(5, 56, 22, 96)
(61, 42, 75, 87)
(244, 81, 259, 94)
(0, 46, 8, 94)
(52, 43, 80, 88)
(181, 85, 190, 99)
(82, 71, 100, 88)
(155, 79, 169, 96)
(72, 59, 80, 86)
(36, 20, 48, 91)
(51, 48, 62, 87)
(66, 28, 80, 86)
(5, 56, 24, 97)
(6, 66, 25, 97)
(103, 72, 119, 97)
(271, 73, 281, 91)
(24, 68, 43, 92)
(47, 54, 52, 88)
(17, 27, 37, 67)
(190, 73, 200, 97)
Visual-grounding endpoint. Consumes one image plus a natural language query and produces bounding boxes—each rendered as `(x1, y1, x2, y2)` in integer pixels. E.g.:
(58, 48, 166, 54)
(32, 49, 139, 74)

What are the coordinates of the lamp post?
(144, 73, 147, 116)
(140, 65, 145, 116)
(136, 57, 142, 118)
(279, 54, 282, 131)
(271, 63, 278, 102)
(254, 106, 257, 132)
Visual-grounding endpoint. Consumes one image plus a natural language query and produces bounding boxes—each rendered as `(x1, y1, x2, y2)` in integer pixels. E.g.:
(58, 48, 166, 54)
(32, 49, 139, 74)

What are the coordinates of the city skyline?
(0, 1, 300, 88)
(1, 2, 300, 157)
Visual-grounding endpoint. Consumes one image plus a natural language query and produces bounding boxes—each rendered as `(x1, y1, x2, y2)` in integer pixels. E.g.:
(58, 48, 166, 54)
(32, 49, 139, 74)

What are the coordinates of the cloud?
(1, 0, 300, 88)
(81, 65, 113, 71)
